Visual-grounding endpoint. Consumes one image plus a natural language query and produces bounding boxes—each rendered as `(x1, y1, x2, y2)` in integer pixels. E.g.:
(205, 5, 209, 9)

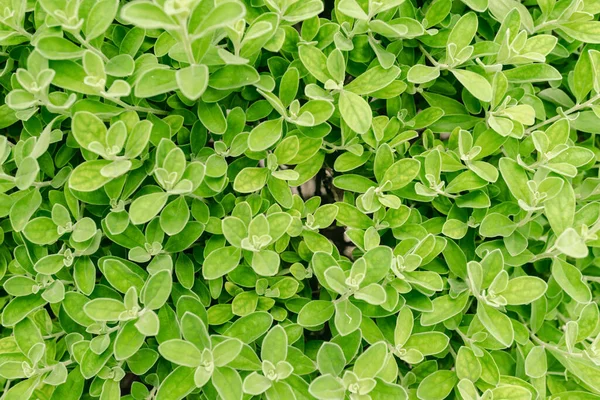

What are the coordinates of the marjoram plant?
(0, 0, 600, 399)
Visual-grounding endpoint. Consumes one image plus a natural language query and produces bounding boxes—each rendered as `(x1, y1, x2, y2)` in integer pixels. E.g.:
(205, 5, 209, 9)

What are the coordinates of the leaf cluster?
(2, 0, 600, 400)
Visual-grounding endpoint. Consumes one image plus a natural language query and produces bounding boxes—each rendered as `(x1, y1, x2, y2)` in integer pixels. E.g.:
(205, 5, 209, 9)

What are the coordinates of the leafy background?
(1, 0, 600, 399)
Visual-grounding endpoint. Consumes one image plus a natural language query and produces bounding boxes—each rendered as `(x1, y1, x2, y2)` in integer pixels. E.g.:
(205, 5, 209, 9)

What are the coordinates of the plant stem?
(43, 331, 66, 340)
(530, 249, 560, 262)
(107, 97, 168, 115)
(0, 173, 51, 188)
(520, 315, 586, 359)
(72, 32, 109, 62)
(517, 209, 535, 227)
(533, 20, 558, 33)
(418, 45, 449, 70)
(6, 22, 32, 39)
(584, 275, 600, 283)
(177, 18, 196, 66)
(525, 93, 600, 134)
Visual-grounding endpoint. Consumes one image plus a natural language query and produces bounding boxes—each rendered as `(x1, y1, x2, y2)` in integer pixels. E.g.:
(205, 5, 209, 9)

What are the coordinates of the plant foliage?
(1, 0, 600, 399)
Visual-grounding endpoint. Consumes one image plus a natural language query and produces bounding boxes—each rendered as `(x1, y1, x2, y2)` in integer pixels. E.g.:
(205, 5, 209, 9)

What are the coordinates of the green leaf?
(69, 161, 113, 192)
(451, 69, 492, 102)
(407, 65, 440, 84)
(114, 320, 146, 360)
(262, 325, 288, 364)
(23, 217, 59, 245)
(15, 157, 39, 190)
(421, 292, 469, 326)
(339, 91, 372, 134)
(317, 342, 346, 376)
(155, 367, 196, 400)
(85, 0, 119, 40)
(3, 376, 41, 400)
(143, 270, 172, 310)
(555, 228, 588, 259)
(224, 312, 273, 343)
(209, 65, 260, 90)
(298, 45, 332, 84)
(233, 168, 269, 193)
(159, 339, 202, 367)
(50, 368, 85, 400)
(381, 159, 421, 190)
(499, 158, 535, 206)
(212, 367, 243, 400)
(417, 370, 458, 400)
(129, 192, 169, 225)
(334, 299, 361, 336)
(100, 258, 145, 294)
(248, 118, 283, 152)
(243, 372, 272, 395)
(160, 196, 190, 236)
(544, 179, 575, 235)
(135, 68, 178, 98)
(353, 341, 387, 378)
(477, 302, 514, 347)
(203, 247, 241, 280)
(504, 64, 562, 83)
(333, 174, 377, 193)
(479, 213, 517, 237)
(552, 258, 592, 304)
(500, 276, 547, 305)
(213, 338, 243, 367)
(9, 188, 41, 232)
(309, 374, 345, 400)
(252, 249, 280, 276)
(84, 298, 126, 321)
(345, 66, 401, 95)
(2, 295, 46, 327)
(34, 254, 65, 275)
(190, 1, 246, 37)
(405, 332, 449, 356)
(298, 301, 335, 327)
(447, 12, 478, 51)
(36, 37, 85, 60)
(121, 1, 178, 30)
(176, 65, 209, 101)
(525, 346, 546, 378)
(559, 22, 600, 44)
(456, 347, 481, 381)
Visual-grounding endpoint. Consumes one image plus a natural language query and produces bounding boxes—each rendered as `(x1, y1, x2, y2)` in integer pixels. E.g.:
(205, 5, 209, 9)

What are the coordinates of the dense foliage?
(3, 0, 600, 399)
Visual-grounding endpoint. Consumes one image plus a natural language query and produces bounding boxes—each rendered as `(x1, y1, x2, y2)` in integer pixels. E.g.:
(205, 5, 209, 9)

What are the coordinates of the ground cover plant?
(3, 0, 600, 399)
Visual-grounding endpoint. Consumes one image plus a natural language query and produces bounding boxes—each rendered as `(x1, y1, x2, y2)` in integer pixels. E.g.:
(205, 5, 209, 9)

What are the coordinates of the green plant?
(1, 0, 600, 399)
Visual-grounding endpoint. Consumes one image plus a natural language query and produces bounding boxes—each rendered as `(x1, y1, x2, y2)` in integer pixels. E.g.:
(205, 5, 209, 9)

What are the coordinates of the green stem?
(521, 316, 587, 359)
(440, 189, 458, 199)
(533, 20, 558, 33)
(43, 331, 66, 340)
(72, 32, 109, 62)
(529, 333, 586, 358)
(530, 250, 559, 262)
(0, 173, 52, 188)
(516, 209, 537, 227)
(107, 97, 168, 116)
(584, 275, 600, 283)
(177, 18, 196, 66)
(447, 344, 457, 358)
(418, 45, 449, 70)
(333, 290, 354, 304)
(525, 93, 600, 134)
(5, 22, 32, 39)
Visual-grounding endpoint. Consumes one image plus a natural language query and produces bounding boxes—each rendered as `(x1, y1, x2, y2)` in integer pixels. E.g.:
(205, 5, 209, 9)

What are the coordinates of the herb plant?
(1, 0, 600, 399)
